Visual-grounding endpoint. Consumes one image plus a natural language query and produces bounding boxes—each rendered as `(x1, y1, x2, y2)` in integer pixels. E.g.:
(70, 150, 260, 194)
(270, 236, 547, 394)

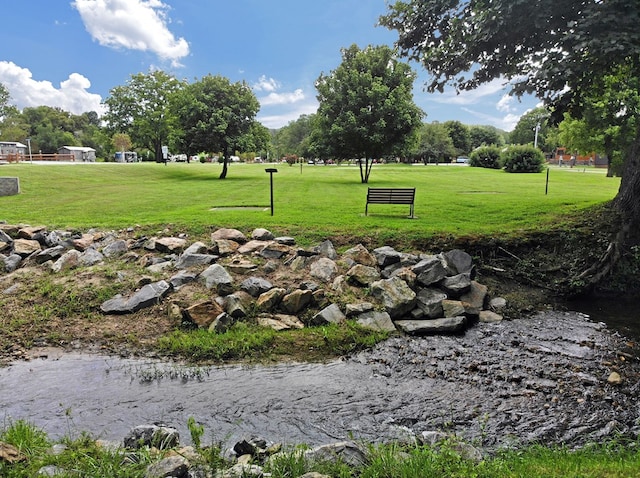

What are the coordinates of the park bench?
(365, 187, 415, 218)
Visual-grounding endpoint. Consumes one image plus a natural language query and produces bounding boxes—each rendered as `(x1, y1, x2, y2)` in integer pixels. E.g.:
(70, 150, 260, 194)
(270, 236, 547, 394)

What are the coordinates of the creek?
(1, 310, 639, 451)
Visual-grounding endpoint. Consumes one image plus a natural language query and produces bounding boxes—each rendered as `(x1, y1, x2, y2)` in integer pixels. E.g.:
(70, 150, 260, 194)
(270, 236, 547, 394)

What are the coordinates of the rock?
(257, 314, 304, 331)
(489, 297, 507, 311)
(224, 291, 253, 319)
(370, 277, 416, 319)
(259, 243, 290, 259)
(414, 256, 447, 286)
(346, 264, 381, 286)
(416, 289, 447, 319)
(227, 257, 259, 274)
(274, 236, 295, 245)
(315, 239, 338, 259)
(373, 245, 402, 267)
(237, 240, 268, 255)
(280, 289, 313, 314)
(18, 225, 46, 239)
(168, 270, 197, 290)
(345, 301, 375, 317)
(479, 310, 503, 323)
(312, 303, 346, 325)
(123, 424, 180, 450)
(3, 254, 22, 272)
(0, 441, 26, 463)
(460, 281, 488, 315)
(183, 241, 208, 255)
(607, 371, 622, 385)
(395, 316, 467, 335)
(442, 299, 466, 318)
(211, 228, 247, 243)
(251, 228, 274, 241)
(305, 441, 368, 468)
(390, 267, 416, 288)
(184, 301, 225, 328)
(256, 288, 286, 311)
(310, 257, 338, 282)
(356, 310, 397, 332)
(13, 238, 41, 257)
(38, 465, 67, 476)
(241, 277, 274, 297)
(80, 248, 105, 266)
(102, 239, 128, 258)
(209, 312, 235, 333)
(100, 281, 171, 314)
(220, 463, 264, 478)
(154, 237, 187, 253)
(145, 455, 189, 478)
(51, 249, 82, 273)
(441, 249, 474, 275)
(439, 273, 472, 297)
(36, 245, 66, 264)
(201, 264, 234, 295)
(213, 239, 240, 256)
(342, 244, 377, 267)
(175, 253, 217, 269)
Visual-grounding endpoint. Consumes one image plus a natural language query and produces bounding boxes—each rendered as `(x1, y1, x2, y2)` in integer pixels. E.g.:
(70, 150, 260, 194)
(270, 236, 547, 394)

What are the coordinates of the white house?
(58, 146, 97, 162)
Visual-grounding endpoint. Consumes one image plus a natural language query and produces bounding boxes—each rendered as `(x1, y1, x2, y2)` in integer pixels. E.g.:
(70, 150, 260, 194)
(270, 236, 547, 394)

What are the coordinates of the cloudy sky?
(0, 0, 538, 131)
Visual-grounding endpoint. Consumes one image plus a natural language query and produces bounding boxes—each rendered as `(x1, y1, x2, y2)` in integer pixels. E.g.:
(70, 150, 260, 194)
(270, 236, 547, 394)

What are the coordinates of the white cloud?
(460, 106, 521, 131)
(253, 75, 280, 92)
(72, 0, 189, 67)
(0, 61, 104, 115)
(429, 78, 509, 105)
(257, 101, 318, 129)
(496, 94, 516, 113)
(259, 89, 305, 107)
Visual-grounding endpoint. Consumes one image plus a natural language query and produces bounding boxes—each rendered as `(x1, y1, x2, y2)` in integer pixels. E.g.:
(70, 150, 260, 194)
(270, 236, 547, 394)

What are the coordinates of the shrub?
(469, 145, 502, 169)
(501, 145, 545, 173)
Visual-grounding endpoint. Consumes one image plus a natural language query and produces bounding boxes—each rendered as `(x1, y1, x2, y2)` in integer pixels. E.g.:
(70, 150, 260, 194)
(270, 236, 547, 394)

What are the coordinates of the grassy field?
(0, 161, 620, 244)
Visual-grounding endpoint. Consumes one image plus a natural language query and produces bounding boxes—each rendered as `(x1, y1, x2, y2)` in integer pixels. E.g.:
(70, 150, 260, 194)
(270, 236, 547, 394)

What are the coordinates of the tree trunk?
(577, 123, 640, 288)
(359, 157, 374, 183)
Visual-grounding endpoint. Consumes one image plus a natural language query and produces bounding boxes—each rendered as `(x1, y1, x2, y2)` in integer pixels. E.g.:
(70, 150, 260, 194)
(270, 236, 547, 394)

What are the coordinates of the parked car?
(455, 157, 470, 164)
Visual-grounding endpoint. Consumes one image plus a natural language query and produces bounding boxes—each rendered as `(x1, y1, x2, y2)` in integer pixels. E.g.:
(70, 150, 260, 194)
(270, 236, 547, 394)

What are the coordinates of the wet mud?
(1, 311, 639, 450)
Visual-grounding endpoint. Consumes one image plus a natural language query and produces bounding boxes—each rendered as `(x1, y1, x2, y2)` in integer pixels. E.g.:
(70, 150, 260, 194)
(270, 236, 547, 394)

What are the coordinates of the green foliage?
(501, 145, 545, 173)
(414, 122, 456, 163)
(187, 416, 205, 449)
(315, 43, 423, 182)
(509, 107, 556, 152)
(469, 145, 502, 169)
(443, 120, 471, 156)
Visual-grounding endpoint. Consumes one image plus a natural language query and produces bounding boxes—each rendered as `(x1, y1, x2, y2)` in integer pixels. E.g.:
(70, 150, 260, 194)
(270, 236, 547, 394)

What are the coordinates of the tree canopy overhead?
(315, 44, 423, 183)
(381, 0, 640, 286)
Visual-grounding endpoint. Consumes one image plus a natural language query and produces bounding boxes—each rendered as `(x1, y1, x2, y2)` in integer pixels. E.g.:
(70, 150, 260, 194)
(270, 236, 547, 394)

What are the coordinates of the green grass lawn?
(0, 161, 620, 243)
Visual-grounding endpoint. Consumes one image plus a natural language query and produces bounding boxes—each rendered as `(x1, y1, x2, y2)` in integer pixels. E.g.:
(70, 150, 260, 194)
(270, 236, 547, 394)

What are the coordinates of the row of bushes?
(470, 145, 545, 173)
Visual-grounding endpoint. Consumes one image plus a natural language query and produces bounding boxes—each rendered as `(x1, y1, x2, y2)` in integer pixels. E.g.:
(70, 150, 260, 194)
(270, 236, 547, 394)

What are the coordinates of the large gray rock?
(442, 249, 474, 275)
(201, 264, 234, 295)
(460, 281, 488, 315)
(356, 310, 397, 332)
(311, 303, 346, 325)
(415, 288, 447, 318)
(256, 287, 286, 311)
(395, 316, 467, 335)
(305, 441, 368, 468)
(241, 277, 274, 297)
(51, 249, 82, 273)
(123, 424, 179, 450)
(280, 289, 313, 314)
(145, 455, 189, 478)
(440, 273, 472, 298)
(211, 227, 247, 243)
(168, 270, 197, 290)
(183, 241, 208, 255)
(251, 228, 274, 241)
(154, 237, 187, 253)
(373, 246, 402, 268)
(342, 244, 377, 267)
(3, 254, 22, 272)
(13, 238, 41, 257)
(79, 248, 105, 266)
(315, 239, 338, 259)
(36, 245, 66, 264)
(175, 253, 217, 269)
(414, 256, 447, 286)
(370, 276, 416, 319)
(346, 264, 381, 286)
(100, 281, 171, 314)
(102, 239, 128, 258)
(310, 257, 338, 282)
(224, 291, 253, 319)
(257, 313, 304, 331)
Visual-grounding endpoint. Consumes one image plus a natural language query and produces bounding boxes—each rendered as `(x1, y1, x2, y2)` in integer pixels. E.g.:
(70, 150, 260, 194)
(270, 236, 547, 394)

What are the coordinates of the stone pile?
(0, 223, 506, 336)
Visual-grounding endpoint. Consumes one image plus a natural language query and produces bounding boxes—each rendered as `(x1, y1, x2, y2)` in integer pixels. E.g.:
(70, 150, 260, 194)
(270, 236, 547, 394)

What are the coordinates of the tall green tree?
(509, 107, 556, 152)
(443, 120, 471, 156)
(174, 75, 260, 179)
(469, 125, 505, 150)
(380, 0, 640, 285)
(315, 44, 423, 183)
(414, 122, 456, 164)
(0, 82, 11, 119)
(103, 70, 184, 162)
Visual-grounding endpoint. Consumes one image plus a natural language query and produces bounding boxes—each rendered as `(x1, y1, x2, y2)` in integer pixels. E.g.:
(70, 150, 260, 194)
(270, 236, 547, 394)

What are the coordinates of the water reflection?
(566, 298, 640, 340)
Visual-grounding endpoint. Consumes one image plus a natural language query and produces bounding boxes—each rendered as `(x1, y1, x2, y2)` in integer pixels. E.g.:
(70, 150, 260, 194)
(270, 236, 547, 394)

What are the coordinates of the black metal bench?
(365, 187, 415, 218)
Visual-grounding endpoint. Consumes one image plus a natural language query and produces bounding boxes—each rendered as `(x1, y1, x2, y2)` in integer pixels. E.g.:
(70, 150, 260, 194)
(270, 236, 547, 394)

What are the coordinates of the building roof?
(59, 146, 96, 152)
(0, 141, 27, 148)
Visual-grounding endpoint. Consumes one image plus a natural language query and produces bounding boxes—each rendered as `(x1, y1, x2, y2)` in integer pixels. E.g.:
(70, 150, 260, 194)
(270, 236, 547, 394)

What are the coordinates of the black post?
(545, 168, 549, 195)
(265, 168, 278, 215)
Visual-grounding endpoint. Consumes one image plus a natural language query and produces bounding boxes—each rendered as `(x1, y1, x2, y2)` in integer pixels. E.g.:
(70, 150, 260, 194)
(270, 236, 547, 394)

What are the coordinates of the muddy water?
(2, 311, 639, 450)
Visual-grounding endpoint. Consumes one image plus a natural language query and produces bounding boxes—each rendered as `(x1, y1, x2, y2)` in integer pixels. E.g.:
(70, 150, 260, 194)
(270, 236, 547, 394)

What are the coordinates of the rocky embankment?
(0, 223, 506, 341)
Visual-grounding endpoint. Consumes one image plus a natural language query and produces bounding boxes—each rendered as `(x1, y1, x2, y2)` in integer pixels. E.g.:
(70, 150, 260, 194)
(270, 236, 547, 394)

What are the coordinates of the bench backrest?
(366, 188, 415, 204)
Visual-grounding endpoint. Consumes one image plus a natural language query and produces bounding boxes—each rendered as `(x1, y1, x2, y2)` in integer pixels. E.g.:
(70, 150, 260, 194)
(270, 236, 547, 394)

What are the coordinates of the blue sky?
(0, 0, 539, 131)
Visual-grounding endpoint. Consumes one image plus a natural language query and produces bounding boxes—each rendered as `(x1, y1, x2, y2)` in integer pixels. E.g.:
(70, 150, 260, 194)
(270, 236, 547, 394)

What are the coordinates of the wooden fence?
(0, 153, 75, 162)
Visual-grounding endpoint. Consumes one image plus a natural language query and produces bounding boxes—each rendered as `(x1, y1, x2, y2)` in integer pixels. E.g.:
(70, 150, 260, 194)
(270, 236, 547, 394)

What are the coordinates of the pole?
(26, 138, 32, 164)
(545, 167, 549, 195)
(265, 168, 278, 216)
